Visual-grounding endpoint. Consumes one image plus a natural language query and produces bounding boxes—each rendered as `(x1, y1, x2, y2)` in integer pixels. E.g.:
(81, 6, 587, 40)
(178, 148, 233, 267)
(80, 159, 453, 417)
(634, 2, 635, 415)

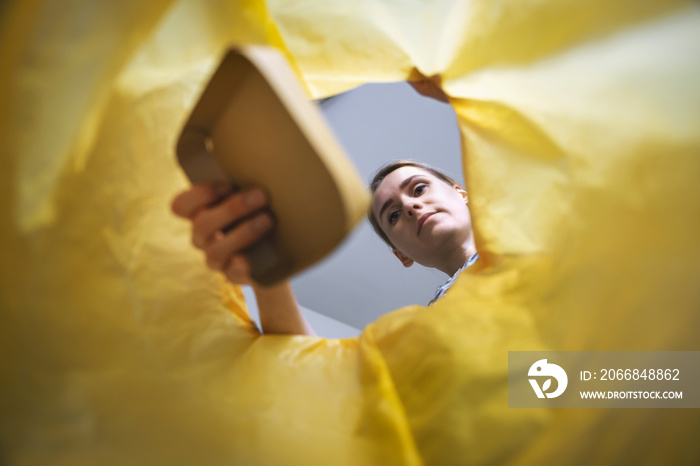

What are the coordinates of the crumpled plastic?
(1, 0, 699, 465)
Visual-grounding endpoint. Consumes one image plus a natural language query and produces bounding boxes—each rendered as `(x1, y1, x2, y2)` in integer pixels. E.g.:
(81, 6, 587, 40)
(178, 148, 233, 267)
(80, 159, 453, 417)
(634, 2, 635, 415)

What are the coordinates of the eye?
(389, 211, 399, 225)
(414, 183, 427, 196)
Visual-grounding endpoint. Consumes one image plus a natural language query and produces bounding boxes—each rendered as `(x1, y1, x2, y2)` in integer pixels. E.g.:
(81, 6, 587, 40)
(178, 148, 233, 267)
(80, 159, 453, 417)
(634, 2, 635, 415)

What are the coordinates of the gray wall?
(293, 82, 464, 331)
(245, 81, 464, 337)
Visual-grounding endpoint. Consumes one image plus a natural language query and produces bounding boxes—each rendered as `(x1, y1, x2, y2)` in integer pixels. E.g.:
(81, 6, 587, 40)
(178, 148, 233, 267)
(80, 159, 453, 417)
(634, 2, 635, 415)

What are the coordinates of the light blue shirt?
(429, 253, 479, 305)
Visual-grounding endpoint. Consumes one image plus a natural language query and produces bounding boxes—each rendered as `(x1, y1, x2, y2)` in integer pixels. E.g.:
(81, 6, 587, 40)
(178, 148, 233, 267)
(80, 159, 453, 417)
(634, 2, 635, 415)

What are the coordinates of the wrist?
(251, 279, 292, 296)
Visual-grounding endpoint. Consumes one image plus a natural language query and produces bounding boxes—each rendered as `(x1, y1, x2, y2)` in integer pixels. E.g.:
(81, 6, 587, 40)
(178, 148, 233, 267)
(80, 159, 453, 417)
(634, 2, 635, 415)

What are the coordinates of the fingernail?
(245, 190, 265, 208)
(251, 214, 271, 233)
(214, 183, 233, 197)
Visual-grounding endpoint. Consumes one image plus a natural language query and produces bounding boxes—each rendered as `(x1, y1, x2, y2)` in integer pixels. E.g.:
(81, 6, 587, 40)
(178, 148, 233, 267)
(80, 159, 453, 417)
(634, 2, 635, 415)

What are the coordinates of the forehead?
(371, 166, 436, 213)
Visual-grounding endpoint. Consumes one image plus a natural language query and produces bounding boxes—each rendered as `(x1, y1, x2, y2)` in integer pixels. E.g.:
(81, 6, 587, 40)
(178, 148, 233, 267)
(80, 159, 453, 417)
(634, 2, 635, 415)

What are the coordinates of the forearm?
(253, 280, 316, 336)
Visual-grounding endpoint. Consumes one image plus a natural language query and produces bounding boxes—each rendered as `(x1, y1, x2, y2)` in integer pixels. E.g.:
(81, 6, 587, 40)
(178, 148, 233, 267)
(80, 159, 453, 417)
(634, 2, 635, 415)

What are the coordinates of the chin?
(427, 221, 466, 241)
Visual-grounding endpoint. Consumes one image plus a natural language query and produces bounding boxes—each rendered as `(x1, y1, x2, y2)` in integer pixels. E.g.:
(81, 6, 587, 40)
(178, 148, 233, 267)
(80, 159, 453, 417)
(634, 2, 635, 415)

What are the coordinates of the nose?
(404, 199, 422, 217)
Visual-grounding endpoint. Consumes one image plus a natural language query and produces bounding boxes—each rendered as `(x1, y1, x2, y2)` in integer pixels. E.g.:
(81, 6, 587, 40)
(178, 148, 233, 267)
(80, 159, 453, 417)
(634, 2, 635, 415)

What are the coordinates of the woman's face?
(371, 166, 472, 268)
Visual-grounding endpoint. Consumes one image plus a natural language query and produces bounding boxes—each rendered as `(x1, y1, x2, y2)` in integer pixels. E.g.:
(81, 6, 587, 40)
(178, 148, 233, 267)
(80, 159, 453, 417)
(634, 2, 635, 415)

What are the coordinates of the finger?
(171, 183, 234, 219)
(223, 255, 252, 285)
(191, 188, 267, 249)
(204, 212, 273, 271)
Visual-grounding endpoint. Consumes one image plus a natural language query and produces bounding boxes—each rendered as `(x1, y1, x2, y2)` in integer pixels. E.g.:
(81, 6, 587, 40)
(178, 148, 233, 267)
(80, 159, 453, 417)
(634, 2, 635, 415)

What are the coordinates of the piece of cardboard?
(176, 46, 369, 285)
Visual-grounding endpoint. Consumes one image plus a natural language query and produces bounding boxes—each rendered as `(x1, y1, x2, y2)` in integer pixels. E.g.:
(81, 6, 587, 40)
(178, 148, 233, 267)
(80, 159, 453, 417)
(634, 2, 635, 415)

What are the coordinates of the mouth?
(417, 212, 435, 236)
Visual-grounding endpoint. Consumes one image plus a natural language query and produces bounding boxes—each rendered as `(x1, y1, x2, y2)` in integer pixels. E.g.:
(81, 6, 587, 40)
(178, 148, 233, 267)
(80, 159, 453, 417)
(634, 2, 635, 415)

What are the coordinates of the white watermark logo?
(528, 359, 568, 398)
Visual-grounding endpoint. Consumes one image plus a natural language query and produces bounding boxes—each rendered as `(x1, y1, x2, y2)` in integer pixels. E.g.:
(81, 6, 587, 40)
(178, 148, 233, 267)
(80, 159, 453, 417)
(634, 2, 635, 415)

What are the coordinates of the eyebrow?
(378, 175, 423, 222)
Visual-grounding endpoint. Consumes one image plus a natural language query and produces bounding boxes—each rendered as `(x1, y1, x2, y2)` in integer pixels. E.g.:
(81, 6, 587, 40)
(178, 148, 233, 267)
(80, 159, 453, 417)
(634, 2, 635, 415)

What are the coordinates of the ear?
(454, 185, 468, 204)
(393, 249, 414, 268)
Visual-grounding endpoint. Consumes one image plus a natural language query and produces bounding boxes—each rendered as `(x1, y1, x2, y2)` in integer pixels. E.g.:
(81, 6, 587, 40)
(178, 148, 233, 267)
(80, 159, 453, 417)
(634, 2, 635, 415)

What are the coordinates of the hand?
(171, 183, 274, 285)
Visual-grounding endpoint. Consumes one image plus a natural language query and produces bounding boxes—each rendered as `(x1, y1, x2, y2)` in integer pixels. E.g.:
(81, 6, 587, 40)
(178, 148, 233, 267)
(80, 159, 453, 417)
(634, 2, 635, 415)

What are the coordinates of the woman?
(367, 161, 478, 304)
(171, 161, 477, 336)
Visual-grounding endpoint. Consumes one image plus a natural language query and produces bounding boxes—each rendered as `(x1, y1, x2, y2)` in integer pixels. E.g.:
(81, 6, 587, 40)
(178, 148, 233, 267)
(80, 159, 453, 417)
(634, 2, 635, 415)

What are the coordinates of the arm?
(171, 183, 315, 336)
(252, 281, 316, 336)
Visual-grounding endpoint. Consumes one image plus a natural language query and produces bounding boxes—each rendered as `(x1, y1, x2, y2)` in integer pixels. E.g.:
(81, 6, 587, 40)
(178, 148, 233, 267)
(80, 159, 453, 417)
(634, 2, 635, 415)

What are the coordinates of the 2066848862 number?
(600, 369, 680, 381)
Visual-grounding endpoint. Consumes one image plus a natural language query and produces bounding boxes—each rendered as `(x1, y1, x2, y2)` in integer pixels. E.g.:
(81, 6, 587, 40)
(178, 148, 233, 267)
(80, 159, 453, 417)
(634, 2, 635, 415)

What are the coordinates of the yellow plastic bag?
(1, 0, 699, 464)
